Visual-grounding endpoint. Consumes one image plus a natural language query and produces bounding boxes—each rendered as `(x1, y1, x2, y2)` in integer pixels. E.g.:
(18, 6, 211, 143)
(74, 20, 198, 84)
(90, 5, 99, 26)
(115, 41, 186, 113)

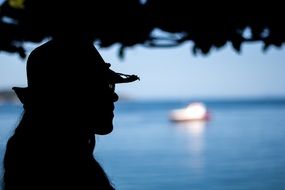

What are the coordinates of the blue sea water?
(1, 99, 285, 190)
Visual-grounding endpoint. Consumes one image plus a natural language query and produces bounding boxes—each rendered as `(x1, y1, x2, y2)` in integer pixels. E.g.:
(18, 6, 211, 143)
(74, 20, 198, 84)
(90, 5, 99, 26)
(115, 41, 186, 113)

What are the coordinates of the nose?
(113, 93, 119, 102)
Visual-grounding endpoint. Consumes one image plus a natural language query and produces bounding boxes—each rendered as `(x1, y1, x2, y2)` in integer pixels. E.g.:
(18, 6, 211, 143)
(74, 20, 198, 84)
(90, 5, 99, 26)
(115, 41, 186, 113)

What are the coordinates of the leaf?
(8, 0, 25, 9)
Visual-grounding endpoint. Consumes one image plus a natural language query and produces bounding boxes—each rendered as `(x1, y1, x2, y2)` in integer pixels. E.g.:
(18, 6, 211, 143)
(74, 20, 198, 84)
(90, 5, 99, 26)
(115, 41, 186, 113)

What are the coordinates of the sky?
(0, 40, 285, 100)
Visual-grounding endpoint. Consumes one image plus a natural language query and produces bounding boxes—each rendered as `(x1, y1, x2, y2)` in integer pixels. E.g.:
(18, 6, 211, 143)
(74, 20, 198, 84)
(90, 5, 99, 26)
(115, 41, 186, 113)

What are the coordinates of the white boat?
(169, 102, 210, 122)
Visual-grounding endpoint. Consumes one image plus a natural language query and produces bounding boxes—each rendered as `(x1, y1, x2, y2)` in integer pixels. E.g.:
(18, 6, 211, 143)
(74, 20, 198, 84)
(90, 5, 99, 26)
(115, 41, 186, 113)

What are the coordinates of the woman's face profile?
(85, 82, 119, 135)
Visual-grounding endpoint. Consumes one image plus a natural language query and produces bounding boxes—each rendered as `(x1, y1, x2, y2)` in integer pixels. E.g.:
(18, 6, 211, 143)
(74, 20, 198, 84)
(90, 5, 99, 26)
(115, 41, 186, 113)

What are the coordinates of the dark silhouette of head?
(20, 31, 123, 134)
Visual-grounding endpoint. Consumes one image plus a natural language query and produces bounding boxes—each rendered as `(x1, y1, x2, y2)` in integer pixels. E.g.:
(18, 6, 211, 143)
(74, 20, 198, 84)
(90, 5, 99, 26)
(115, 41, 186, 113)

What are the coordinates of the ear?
(12, 87, 30, 105)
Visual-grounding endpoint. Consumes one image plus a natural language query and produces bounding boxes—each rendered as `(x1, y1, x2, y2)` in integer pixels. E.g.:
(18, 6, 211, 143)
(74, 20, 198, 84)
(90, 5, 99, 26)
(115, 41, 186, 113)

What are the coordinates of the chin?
(94, 116, 114, 135)
(90, 111, 114, 135)
(95, 124, 113, 135)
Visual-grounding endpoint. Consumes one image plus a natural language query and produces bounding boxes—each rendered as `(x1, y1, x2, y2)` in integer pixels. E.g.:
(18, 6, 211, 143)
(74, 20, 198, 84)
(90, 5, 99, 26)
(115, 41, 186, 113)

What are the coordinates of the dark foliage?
(0, 0, 284, 58)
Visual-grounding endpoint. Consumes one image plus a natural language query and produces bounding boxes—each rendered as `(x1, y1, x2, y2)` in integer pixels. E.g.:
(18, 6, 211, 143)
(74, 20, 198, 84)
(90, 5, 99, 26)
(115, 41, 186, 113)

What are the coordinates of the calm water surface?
(1, 99, 285, 190)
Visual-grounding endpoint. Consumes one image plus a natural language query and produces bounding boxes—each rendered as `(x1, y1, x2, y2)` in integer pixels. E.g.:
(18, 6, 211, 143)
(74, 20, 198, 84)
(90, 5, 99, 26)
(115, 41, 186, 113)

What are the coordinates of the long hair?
(3, 107, 115, 190)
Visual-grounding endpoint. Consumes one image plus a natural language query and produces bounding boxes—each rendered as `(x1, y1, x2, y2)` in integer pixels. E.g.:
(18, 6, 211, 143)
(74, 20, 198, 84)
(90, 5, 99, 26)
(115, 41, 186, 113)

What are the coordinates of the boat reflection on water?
(173, 120, 208, 172)
(176, 120, 207, 137)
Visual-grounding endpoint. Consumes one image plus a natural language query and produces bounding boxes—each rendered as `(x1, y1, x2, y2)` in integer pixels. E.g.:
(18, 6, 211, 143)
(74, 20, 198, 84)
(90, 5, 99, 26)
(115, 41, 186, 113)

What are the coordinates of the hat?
(13, 62, 139, 107)
(104, 63, 140, 84)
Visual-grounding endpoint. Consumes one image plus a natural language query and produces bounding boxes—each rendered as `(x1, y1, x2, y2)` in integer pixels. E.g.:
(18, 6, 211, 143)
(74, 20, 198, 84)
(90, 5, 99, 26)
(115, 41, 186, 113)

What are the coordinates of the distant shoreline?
(1, 89, 285, 104)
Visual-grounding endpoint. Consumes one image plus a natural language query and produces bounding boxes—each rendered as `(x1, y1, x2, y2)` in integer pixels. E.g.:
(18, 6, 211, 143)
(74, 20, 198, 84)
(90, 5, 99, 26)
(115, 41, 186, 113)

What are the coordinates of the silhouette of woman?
(3, 31, 139, 190)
